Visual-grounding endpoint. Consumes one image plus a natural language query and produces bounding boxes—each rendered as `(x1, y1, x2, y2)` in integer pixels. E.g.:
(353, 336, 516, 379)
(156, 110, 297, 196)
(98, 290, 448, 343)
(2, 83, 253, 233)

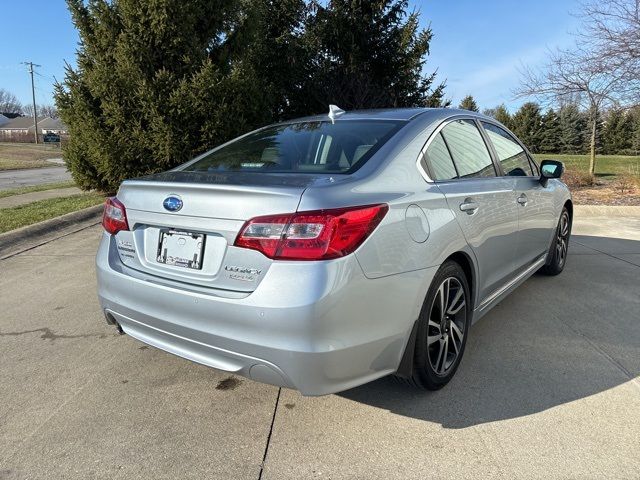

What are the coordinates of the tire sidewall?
(413, 260, 472, 389)
(543, 207, 572, 275)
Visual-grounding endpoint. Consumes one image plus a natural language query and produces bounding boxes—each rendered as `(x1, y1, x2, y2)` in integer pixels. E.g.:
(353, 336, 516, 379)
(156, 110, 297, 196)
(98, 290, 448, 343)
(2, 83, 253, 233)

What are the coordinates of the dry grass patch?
(0, 143, 63, 170)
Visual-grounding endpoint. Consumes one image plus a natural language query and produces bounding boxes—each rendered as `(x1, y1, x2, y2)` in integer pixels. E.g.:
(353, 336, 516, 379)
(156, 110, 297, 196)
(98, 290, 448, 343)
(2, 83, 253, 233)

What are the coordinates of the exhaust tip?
(104, 311, 125, 335)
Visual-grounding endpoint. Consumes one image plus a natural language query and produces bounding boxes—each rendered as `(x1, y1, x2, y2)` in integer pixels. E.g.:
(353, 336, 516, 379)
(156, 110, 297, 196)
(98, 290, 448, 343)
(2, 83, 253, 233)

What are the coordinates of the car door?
(422, 118, 519, 303)
(480, 121, 558, 271)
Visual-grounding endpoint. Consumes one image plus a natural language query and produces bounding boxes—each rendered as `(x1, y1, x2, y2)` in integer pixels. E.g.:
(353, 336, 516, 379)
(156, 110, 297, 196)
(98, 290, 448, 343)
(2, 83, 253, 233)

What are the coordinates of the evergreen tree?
(511, 102, 544, 153)
(458, 95, 479, 112)
(558, 104, 586, 154)
(539, 108, 560, 153)
(55, 0, 272, 191)
(55, 0, 448, 191)
(233, 0, 310, 120)
(484, 104, 512, 130)
(630, 107, 640, 155)
(582, 107, 604, 155)
(602, 109, 633, 154)
(298, 0, 447, 112)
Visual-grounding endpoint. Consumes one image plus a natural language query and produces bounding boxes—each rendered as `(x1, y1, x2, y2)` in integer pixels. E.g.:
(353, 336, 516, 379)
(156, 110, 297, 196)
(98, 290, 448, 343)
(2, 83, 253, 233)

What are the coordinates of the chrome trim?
(477, 255, 547, 311)
(415, 114, 496, 184)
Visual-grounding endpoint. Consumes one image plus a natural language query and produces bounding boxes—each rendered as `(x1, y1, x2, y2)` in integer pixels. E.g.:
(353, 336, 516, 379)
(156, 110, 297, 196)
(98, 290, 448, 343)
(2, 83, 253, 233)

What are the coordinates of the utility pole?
(22, 61, 41, 144)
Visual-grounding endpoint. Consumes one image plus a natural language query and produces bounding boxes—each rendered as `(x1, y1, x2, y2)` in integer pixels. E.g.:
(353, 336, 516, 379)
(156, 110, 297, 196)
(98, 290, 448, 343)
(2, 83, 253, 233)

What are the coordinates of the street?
(1, 213, 639, 479)
(0, 167, 71, 191)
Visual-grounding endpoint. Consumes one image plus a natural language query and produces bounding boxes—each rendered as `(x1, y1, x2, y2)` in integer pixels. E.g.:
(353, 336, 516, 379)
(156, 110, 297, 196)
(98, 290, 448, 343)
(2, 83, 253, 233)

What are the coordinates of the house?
(0, 114, 9, 126)
(0, 116, 68, 141)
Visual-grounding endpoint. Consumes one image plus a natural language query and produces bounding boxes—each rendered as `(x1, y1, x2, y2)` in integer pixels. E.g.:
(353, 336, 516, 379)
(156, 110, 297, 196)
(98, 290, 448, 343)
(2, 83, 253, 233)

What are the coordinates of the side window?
(424, 132, 457, 180)
(441, 120, 496, 178)
(482, 122, 534, 176)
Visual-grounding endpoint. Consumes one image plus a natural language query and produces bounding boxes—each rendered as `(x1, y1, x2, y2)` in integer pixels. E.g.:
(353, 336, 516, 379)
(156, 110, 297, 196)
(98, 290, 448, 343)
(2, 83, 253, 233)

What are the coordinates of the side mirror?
(539, 160, 564, 186)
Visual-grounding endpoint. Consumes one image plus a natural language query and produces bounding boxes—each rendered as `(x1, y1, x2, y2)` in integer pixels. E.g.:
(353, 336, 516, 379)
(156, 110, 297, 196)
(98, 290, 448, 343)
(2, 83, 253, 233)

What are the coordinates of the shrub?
(563, 169, 596, 188)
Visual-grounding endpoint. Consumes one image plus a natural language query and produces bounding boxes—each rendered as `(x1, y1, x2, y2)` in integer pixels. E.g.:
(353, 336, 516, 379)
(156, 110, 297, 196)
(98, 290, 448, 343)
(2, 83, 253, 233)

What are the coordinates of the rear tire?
(540, 207, 571, 276)
(411, 260, 471, 390)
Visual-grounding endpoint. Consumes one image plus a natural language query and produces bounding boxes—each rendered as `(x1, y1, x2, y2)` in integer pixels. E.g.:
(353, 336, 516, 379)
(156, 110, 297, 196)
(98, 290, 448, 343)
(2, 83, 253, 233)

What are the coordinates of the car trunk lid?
(111, 172, 329, 292)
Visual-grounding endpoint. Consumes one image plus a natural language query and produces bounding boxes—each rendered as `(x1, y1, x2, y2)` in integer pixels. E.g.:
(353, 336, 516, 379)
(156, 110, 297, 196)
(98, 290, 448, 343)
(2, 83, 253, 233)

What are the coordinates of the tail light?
(234, 204, 388, 260)
(102, 197, 129, 235)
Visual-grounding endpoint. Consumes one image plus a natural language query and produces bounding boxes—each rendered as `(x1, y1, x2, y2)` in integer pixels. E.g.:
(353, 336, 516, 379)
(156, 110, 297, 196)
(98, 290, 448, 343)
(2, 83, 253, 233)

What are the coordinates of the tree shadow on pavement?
(340, 235, 640, 429)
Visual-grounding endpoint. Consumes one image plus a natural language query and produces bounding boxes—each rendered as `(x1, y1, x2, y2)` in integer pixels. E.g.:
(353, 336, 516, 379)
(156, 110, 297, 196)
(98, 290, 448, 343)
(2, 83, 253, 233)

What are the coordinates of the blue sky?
(0, 0, 581, 113)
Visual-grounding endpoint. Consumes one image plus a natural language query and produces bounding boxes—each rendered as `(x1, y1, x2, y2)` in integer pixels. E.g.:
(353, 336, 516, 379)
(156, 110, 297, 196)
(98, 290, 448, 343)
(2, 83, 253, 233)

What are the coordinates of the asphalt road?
(0, 167, 71, 191)
(1, 213, 639, 479)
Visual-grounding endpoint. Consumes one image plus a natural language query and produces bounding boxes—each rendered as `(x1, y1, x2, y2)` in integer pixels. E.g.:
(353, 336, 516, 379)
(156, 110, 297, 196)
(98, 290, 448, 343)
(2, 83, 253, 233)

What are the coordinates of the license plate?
(157, 229, 205, 270)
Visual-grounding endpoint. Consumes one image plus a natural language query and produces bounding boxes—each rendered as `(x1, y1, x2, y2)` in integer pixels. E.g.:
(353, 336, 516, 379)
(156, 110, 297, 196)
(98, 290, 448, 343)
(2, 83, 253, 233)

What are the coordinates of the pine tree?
(298, 0, 447, 112)
(539, 108, 560, 153)
(630, 107, 640, 155)
(484, 104, 512, 130)
(602, 109, 633, 154)
(558, 104, 586, 154)
(55, 0, 269, 191)
(458, 95, 479, 112)
(582, 107, 604, 156)
(55, 0, 448, 191)
(511, 102, 544, 153)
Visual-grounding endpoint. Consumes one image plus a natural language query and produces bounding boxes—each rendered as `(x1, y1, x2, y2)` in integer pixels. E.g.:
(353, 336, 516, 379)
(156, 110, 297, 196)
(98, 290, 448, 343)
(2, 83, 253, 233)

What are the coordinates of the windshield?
(182, 120, 404, 174)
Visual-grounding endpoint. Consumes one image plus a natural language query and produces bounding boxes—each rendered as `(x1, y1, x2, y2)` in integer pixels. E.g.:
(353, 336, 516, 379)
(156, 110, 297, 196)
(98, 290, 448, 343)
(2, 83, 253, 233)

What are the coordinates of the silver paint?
(96, 108, 572, 395)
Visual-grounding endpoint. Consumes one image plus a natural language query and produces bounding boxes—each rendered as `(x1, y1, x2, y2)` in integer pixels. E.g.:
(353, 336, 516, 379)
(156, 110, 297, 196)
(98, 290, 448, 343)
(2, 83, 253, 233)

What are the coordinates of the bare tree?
(22, 104, 59, 119)
(579, 0, 640, 88)
(0, 88, 22, 114)
(515, 48, 635, 175)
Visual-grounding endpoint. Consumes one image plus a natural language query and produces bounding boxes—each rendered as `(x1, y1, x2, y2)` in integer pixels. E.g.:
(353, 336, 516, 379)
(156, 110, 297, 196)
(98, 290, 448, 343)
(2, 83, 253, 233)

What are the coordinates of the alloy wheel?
(556, 211, 570, 267)
(427, 277, 467, 376)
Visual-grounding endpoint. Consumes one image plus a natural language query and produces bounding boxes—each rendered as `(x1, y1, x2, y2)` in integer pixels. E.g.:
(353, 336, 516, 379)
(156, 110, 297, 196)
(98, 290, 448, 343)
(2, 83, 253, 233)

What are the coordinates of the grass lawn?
(532, 154, 640, 178)
(0, 193, 104, 234)
(0, 180, 76, 199)
(0, 142, 63, 170)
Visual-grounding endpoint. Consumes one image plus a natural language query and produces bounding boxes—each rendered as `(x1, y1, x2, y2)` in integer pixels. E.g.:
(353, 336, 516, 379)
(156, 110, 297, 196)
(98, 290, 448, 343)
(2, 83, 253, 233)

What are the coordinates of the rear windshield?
(182, 120, 404, 174)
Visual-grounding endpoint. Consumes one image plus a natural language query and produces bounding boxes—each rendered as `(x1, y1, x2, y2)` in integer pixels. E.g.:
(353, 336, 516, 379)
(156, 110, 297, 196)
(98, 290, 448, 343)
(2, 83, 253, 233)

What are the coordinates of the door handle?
(517, 193, 528, 206)
(459, 199, 479, 215)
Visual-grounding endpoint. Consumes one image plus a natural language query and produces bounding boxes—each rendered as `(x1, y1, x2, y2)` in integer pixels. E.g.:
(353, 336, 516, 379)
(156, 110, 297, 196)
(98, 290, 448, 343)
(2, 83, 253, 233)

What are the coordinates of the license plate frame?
(156, 229, 206, 270)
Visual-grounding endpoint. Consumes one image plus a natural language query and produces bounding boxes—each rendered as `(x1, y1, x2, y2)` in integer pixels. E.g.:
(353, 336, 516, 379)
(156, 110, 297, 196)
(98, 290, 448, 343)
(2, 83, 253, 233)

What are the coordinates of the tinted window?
(183, 121, 403, 174)
(425, 132, 457, 180)
(482, 122, 534, 176)
(441, 120, 496, 178)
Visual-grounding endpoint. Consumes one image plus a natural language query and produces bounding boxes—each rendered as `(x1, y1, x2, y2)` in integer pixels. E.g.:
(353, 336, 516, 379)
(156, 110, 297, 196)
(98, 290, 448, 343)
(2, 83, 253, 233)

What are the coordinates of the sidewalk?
(0, 166, 72, 190)
(0, 187, 82, 208)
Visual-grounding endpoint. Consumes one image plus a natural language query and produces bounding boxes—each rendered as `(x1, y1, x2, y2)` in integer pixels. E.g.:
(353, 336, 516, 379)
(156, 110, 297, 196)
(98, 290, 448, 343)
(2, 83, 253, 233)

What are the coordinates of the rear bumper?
(96, 233, 437, 395)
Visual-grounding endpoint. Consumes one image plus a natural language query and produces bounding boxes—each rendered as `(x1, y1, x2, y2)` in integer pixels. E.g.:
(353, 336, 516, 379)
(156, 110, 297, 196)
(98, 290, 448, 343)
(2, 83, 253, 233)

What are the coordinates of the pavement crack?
(258, 387, 281, 480)
(0, 327, 110, 341)
(572, 240, 640, 268)
(545, 309, 640, 392)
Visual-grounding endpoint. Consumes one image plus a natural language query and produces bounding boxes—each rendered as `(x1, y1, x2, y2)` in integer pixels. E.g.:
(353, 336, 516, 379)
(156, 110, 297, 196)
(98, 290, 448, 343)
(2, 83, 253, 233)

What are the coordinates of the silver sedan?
(96, 107, 572, 395)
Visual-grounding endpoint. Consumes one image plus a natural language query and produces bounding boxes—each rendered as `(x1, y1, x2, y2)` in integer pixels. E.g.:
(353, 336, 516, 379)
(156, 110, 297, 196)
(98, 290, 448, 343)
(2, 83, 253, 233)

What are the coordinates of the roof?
(0, 116, 67, 130)
(0, 116, 35, 129)
(284, 107, 494, 125)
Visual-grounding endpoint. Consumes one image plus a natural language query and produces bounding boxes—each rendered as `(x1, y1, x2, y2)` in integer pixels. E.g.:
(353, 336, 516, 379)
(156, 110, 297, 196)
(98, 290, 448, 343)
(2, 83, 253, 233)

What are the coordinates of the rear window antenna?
(328, 104, 345, 124)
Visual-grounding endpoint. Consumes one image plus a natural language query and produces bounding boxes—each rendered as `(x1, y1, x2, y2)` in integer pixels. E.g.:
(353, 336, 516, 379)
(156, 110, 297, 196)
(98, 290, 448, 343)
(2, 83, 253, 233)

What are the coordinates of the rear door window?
(424, 132, 458, 180)
(183, 120, 403, 174)
(441, 120, 496, 178)
(481, 122, 534, 176)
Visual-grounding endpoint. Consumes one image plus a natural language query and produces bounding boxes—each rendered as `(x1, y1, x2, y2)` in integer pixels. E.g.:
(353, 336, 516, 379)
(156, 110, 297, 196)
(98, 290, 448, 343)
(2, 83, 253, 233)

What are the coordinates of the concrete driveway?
(1, 212, 639, 479)
(0, 167, 71, 191)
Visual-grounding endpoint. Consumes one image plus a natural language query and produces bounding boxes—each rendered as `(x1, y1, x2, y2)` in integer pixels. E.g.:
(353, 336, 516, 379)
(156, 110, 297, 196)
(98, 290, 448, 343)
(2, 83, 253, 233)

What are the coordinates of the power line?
(21, 61, 42, 144)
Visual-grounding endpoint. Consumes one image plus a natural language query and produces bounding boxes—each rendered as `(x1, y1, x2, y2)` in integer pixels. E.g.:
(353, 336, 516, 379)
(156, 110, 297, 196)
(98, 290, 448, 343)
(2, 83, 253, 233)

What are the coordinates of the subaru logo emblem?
(163, 195, 183, 212)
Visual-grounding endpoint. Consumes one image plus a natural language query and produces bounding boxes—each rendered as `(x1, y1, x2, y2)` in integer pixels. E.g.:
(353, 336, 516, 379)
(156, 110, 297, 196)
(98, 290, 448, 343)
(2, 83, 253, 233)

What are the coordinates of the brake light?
(102, 197, 129, 235)
(234, 204, 388, 260)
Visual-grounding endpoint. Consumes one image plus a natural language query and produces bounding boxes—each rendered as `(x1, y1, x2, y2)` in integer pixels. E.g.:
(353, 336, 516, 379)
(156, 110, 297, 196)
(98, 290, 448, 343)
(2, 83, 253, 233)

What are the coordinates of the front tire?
(411, 260, 471, 390)
(540, 207, 571, 276)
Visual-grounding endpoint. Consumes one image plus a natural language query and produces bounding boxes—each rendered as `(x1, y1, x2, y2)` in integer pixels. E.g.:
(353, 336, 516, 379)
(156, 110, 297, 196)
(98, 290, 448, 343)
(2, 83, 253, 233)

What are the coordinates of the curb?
(0, 204, 103, 260)
(574, 205, 640, 218)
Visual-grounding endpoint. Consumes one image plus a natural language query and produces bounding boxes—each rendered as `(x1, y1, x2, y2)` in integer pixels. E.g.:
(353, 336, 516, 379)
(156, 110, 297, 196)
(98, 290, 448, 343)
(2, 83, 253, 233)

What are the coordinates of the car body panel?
(96, 107, 572, 395)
